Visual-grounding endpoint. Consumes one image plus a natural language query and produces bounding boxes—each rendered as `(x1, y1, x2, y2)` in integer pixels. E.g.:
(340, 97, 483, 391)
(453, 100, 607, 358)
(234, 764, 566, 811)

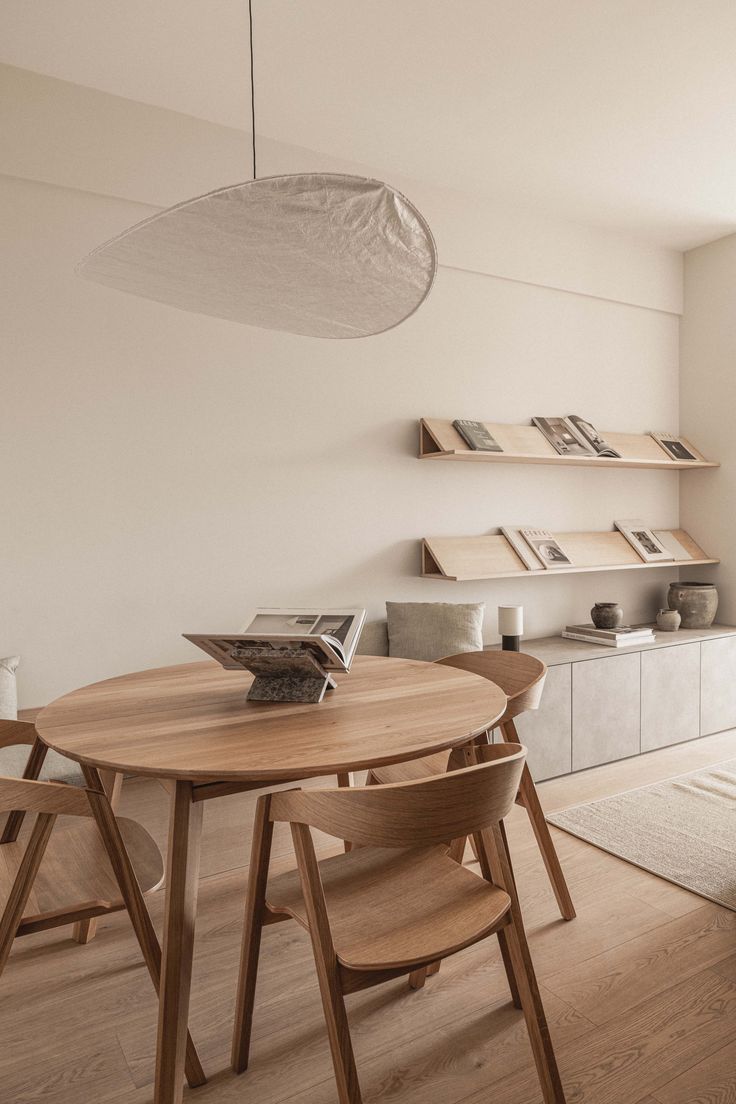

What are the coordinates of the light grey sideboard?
(497, 625, 736, 782)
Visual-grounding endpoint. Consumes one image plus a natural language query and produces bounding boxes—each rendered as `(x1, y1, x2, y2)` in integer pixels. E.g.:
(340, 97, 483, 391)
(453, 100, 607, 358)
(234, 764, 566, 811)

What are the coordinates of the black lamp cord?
(249, 0, 257, 178)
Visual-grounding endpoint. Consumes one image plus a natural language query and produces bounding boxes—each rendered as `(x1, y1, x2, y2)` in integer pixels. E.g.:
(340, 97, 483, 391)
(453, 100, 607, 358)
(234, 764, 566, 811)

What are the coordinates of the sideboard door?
(572, 652, 640, 770)
(641, 643, 700, 751)
(701, 636, 736, 735)
(512, 663, 572, 781)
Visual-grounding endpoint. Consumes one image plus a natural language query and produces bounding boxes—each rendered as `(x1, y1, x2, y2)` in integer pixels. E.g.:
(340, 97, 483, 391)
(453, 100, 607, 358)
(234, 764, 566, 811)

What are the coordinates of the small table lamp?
(498, 605, 523, 651)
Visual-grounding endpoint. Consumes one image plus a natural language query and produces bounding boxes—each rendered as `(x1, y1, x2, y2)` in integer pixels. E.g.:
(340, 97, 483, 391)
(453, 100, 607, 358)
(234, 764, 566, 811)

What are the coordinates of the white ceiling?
(3, 0, 736, 250)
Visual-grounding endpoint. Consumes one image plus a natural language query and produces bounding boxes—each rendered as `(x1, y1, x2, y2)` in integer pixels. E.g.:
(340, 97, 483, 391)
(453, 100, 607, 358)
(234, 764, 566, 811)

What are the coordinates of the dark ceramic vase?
(591, 602, 624, 629)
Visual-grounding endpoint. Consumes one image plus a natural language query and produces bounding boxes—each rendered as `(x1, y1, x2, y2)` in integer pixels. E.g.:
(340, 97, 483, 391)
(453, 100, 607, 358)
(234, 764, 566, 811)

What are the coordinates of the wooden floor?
(3, 731, 736, 1104)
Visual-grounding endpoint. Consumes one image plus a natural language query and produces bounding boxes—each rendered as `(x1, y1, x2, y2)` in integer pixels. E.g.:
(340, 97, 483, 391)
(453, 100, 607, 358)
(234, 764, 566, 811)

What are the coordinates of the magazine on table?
(533, 415, 620, 458)
(184, 608, 366, 673)
(519, 527, 574, 569)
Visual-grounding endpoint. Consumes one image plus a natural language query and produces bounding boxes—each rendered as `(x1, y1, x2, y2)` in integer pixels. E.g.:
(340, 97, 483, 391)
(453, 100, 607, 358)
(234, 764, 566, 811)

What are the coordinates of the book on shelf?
(532, 415, 620, 458)
(184, 608, 367, 673)
(649, 432, 700, 462)
(614, 519, 674, 563)
(500, 527, 545, 571)
(452, 419, 503, 452)
(562, 624, 655, 648)
(653, 530, 693, 561)
(519, 527, 574, 569)
(565, 623, 655, 641)
(565, 415, 621, 458)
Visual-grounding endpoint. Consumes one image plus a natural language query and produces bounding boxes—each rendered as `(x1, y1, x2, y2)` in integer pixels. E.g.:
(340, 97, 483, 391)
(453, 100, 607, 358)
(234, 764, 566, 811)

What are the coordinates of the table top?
(36, 656, 507, 782)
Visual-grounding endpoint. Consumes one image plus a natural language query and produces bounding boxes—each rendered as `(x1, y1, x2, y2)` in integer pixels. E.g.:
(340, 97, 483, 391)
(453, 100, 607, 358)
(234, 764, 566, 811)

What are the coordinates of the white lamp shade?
(498, 606, 524, 636)
(77, 173, 437, 339)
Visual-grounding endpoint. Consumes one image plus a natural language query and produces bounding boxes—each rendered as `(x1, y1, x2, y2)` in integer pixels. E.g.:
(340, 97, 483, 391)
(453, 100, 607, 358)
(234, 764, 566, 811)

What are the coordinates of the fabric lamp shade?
(77, 173, 437, 339)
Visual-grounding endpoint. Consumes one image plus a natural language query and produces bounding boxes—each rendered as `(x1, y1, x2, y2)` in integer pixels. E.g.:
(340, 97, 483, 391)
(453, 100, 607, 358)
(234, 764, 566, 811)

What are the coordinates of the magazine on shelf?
(532, 417, 594, 457)
(650, 432, 699, 462)
(452, 419, 503, 452)
(500, 527, 545, 572)
(184, 608, 367, 673)
(565, 415, 621, 458)
(653, 530, 693, 561)
(519, 528, 574, 569)
(614, 520, 674, 563)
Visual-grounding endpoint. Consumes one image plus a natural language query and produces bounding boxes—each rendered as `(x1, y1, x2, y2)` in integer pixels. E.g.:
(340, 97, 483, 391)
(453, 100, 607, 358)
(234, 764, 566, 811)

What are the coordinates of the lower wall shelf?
(421, 529, 718, 581)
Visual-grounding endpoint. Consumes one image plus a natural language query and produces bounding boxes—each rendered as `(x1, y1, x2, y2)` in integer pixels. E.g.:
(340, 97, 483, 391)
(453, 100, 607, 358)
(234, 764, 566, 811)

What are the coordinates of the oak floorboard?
(544, 904, 736, 1025)
(459, 971, 736, 1104)
(2, 735, 736, 1104)
(651, 1036, 736, 1103)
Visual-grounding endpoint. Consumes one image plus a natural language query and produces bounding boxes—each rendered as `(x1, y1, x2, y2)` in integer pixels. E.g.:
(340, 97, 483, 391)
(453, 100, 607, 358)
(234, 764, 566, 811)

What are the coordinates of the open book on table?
(184, 609, 367, 702)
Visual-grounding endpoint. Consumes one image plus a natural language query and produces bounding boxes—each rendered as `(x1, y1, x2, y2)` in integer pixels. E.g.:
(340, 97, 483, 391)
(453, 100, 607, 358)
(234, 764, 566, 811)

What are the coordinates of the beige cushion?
(0, 743, 85, 786)
(385, 602, 485, 662)
(356, 621, 389, 657)
(0, 656, 19, 720)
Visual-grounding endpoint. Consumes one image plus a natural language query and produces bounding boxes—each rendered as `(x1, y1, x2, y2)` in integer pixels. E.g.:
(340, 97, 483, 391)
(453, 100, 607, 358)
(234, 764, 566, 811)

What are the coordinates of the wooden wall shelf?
(422, 529, 718, 581)
(419, 418, 718, 470)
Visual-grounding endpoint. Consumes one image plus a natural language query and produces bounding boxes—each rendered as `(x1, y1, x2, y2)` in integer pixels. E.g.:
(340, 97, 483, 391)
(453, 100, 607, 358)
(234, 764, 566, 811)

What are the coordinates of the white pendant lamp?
(77, 4, 437, 339)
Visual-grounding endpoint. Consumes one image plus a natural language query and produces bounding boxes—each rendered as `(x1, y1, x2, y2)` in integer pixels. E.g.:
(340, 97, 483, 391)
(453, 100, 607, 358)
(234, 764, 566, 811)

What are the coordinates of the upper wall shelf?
(419, 418, 719, 470)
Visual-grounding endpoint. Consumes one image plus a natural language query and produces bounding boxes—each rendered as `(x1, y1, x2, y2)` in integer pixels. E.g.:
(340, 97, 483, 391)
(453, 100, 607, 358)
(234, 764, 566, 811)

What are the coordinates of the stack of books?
(562, 624, 656, 648)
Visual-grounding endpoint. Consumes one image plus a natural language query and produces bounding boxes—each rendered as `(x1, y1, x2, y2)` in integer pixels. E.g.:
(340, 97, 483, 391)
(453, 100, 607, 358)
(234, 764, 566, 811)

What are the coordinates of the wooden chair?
(230, 742, 567, 1104)
(0, 719, 124, 944)
(0, 725, 205, 1089)
(368, 650, 575, 922)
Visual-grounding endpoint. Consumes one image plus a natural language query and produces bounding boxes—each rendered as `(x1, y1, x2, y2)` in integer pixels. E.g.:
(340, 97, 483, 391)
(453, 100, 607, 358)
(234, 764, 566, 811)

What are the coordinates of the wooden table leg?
(154, 781, 203, 1104)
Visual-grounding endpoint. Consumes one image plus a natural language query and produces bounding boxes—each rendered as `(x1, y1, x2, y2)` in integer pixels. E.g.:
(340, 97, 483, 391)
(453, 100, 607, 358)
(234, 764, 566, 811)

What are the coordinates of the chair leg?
(500, 720, 575, 921)
(0, 812, 55, 977)
(232, 795, 274, 1074)
(496, 928, 522, 1008)
(480, 825, 567, 1104)
(336, 773, 354, 852)
(291, 822, 362, 1104)
(0, 738, 49, 844)
(72, 769, 125, 945)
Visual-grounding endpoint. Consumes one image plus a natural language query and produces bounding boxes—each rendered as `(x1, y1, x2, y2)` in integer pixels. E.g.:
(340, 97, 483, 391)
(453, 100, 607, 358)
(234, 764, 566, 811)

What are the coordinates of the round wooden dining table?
(36, 655, 507, 1104)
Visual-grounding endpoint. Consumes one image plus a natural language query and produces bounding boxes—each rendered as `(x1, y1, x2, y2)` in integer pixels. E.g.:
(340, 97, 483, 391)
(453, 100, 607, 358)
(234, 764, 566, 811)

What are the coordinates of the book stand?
(231, 645, 338, 704)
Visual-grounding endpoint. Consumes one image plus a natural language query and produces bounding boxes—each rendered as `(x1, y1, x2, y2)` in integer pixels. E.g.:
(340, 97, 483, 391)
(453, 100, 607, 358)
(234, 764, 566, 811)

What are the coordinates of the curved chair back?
(436, 650, 546, 723)
(269, 742, 526, 849)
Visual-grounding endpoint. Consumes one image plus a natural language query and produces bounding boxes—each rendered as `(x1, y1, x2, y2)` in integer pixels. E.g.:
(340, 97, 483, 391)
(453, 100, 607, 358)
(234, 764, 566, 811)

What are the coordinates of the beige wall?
(679, 233, 736, 620)
(1, 68, 684, 707)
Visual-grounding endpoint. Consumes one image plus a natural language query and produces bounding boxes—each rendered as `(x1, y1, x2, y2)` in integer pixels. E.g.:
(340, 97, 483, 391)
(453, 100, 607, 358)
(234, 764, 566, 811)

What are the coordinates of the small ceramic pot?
(656, 608, 681, 632)
(667, 582, 718, 629)
(591, 602, 624, 629)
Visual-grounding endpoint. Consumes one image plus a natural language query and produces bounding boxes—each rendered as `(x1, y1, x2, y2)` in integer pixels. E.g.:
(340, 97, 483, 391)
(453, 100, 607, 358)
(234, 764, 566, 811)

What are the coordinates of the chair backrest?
(436, 650, 546, 719)
(0, 719, 36, 748)
(269, 742, 526, 849)
(0, 776, 93, 819)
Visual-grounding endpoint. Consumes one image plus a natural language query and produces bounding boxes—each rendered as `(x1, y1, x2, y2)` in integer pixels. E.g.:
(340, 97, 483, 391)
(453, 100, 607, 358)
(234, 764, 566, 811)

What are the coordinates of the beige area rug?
(547, 759, 736, 910)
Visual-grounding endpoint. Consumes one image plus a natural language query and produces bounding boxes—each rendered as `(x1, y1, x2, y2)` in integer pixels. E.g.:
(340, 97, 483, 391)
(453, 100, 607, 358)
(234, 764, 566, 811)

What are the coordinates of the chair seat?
(2, 816, 163, 930)
(0, 744, 85, 786)
(370, 750, 450, 786)
(265, 844, 510, 972)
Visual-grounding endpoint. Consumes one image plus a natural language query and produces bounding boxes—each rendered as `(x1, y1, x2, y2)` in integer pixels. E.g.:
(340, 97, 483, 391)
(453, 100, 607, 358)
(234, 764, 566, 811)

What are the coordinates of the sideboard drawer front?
(572, 652, 640, 770)
(512, 663, 571, 781)
(701, 636, 736, 735)
(641, 643, 700, 751)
